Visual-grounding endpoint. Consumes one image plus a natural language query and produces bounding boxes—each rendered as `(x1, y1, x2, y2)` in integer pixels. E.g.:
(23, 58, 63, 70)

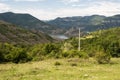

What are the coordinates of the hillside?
(0, 12, 62, 34)
(0, 20, 53, 45)
(66, 27, 120, 58)
(47, 15, 120, 36)
(1, 12, 120, 37)
(47, 15, 105, 29)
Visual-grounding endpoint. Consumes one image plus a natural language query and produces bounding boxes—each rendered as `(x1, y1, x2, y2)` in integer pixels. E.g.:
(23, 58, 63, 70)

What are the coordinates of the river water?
(50, 35, 68, 39)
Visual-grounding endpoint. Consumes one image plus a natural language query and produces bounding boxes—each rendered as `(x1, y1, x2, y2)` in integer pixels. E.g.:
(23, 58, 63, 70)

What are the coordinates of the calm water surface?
(50, 35, 68, 39)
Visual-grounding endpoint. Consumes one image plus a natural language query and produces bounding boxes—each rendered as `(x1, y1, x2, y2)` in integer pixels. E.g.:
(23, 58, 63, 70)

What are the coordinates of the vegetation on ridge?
(0, 27, 120, 64)
(0, 20, 53, 45)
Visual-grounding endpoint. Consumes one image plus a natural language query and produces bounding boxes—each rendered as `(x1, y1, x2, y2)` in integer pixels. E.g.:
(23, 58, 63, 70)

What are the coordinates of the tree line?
(0, 28, 120, 64)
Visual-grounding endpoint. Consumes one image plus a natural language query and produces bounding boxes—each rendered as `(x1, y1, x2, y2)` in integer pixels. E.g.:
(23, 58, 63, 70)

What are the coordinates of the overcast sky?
(0, 0, 120, 20)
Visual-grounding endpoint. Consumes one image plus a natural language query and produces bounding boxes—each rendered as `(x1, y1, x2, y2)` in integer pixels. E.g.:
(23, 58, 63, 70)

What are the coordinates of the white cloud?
(57, 1, 120, 18)
(0, 3, 10, 12)
(61, 0, 80, 4)
(14, 0, 45, 2)
(13, 1, 120, 20)
(0, 0, 119, 20)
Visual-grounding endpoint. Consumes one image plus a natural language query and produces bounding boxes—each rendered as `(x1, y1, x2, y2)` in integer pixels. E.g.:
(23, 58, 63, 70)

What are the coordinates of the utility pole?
(78, 28, 80, 51)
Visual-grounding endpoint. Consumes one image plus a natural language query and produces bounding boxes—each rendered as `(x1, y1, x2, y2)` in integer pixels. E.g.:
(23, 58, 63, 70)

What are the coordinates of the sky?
(0, 0, 120, 20)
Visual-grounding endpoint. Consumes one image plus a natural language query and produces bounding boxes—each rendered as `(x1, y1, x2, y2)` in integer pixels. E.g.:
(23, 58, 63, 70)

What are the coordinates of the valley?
(0, 11, 120, 80)
(0, 12, 120, 37)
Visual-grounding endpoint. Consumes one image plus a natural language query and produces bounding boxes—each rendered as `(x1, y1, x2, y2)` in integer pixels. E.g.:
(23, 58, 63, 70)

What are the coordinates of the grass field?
(0, 58, 120, 80)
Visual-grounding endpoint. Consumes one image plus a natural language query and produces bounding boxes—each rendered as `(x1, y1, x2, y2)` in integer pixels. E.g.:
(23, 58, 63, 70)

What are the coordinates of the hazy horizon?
(0, 0, 120, 20)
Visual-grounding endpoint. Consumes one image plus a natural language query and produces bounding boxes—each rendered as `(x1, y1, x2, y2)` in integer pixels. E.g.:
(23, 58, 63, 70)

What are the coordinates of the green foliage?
(62, 50, 78, 58)
(42, 43, 57, 55)
(54, 61, 61, 66)
(0, 43, 31, 63)
(0, 21, 54, 45)
(48, 51, 61, 59)
(27, 43, 61, 61)
(62, 42, 74, 52)
(108, 41, 120, 57)
(42, 43, 60, 57)
(0, 51, 4, 62)
(62, 50, 89, 59)
(32, 56, 44, 61)
(64, 27, 120, 64)
(62, 52, 69, 58)
(68, 50, 78, 58)
(27, 44, 44, 60)
(69, 37, 78, 49)
(95, 51, 111, 64)
(78, 51, 89, 59)
(0, 27, 120, 63)
(9, 48, 28, 63)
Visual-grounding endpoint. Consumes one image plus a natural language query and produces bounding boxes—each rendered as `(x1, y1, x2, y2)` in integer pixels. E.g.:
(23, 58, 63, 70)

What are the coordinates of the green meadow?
(0, 58, 120, 80)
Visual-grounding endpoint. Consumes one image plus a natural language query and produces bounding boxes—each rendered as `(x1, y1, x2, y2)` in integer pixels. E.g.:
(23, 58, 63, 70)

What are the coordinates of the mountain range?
(0, 12, 62, 34)
(0, 12, 120, 37)
(47, 15, 120, 36)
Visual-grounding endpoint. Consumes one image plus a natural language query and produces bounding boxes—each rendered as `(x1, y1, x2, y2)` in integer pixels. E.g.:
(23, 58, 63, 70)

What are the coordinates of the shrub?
(78, 51, 89, 59)
(0, 51, 4, 62)
(42, 43, 59, 55)
(95, 51, 111, 64)
(62, 52, 69, 58)
(70, 63, 77, 66)
(11, 48, 29, 63)
(54, 61, 61, 66)
(68, 50, 78, 58)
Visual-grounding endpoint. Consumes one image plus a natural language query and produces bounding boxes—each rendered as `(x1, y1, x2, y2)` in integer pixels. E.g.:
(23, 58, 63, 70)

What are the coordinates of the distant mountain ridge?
(48, 15, 105, 28)
(47, 14, 120, 36)
(0, 20, 53, 45)
(0, 12, 61, 34)
(0, 12, 120, 37)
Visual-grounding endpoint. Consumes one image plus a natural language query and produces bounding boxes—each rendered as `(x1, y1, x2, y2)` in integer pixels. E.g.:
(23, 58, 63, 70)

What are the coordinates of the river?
(50, 35, 68, 39)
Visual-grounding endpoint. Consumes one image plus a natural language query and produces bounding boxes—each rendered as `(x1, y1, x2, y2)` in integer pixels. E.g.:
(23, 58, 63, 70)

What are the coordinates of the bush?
(62, 52, 69, 58)
(54, 61, 61, 66)
(10, 48, 29, 63)
(62, 50, 78, 58)
(62, 50, 89, 58)
(42, 43, 59, 55)
(48, 51, 61, 59)
(0, 51, 4, 62)
(78, 51, 89, 59)
(95, 51, 111, 64)
(70, 63, 77, 66)
(68, 50, 78, 58)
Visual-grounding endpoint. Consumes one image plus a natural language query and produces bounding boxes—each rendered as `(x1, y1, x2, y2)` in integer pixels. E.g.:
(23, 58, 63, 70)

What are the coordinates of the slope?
(66, 27, 120, 57)
(0, 12, 60, 34)
(47, 15, 120, 36)
(0, 20, 53, 45)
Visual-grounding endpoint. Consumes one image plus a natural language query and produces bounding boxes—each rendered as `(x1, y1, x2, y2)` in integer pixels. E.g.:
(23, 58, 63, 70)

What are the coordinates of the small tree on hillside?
(95, 49, 111, 64)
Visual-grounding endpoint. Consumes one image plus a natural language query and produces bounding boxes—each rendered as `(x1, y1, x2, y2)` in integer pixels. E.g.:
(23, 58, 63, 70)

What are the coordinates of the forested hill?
(86, 27, 120, 57)
(47, 15, 120, 36)
(1, 12, 120, 37)
(0, 12, 59, 34)
(0, 20, 53, 45)
(89, 27, 120, 38)
(67, 27, 120, 58)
